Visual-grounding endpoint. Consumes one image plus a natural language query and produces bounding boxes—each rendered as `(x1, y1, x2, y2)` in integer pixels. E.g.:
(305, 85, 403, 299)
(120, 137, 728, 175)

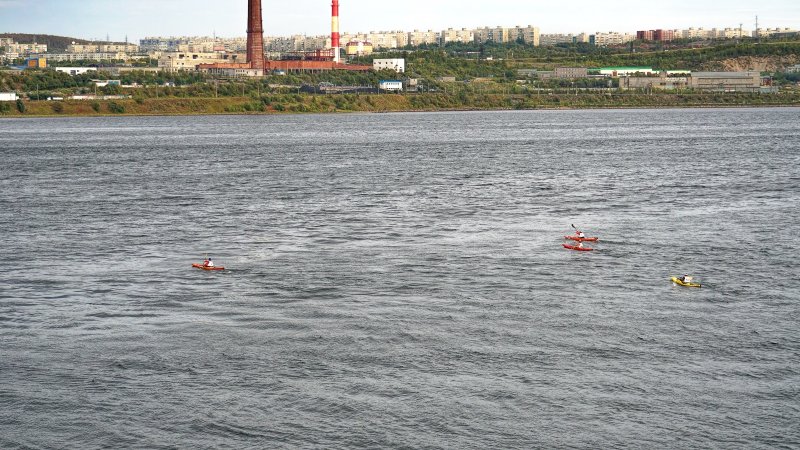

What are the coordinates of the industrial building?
(689, 72, 763, 92)
(554, 67, 589, 78)
(161, 52, 245, 72)
(619, 71, 763, 92)
(198, 0, 370, 76)
(596, 67, 655, 77)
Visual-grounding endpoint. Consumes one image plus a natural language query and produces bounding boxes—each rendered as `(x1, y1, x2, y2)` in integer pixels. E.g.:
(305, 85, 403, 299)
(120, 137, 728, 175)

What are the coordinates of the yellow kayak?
(671, 276, 701, 288)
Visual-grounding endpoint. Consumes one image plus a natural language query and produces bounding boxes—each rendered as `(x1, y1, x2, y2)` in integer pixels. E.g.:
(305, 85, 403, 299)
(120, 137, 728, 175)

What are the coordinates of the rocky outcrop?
(703, 55, 800, 72)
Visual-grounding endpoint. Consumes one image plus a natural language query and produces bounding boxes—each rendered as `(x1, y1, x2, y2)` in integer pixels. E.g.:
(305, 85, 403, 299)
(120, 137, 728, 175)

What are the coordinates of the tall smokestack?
(331, 0, 340, 63)
(247, 0, 265, 69)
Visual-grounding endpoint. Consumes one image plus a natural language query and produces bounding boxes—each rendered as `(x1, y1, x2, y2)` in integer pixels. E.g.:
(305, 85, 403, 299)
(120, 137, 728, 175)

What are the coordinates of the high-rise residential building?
(753, 27, 796, 37)
(408, 30, 439, 46)
(3, 42, 48, 54)
(440, 28, 474, 45)
(67, 43, 139, 54)
(637, 29, 676, 41)
(681, 28, 714, 39)
(540, 33, 589, 46)
(593, 31, 635, 47)
(510, 26, 540, 46)
(368, 32, 400, 49)
(474, 26, 510, 44)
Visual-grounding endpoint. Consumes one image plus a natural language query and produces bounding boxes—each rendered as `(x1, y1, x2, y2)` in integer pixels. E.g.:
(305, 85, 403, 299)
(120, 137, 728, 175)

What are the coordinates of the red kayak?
(564, 235, 599, 242)
(192, 263, 225, 271)
(563, 244, 594, 252)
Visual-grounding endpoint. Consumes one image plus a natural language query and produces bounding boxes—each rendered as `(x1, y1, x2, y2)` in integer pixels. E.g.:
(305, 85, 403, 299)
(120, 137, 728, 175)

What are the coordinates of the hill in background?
(1, 33, 97, 53)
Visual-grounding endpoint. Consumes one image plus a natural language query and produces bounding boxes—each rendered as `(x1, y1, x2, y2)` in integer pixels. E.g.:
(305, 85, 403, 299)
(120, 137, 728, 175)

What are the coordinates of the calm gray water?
(1, 108, 799, 448)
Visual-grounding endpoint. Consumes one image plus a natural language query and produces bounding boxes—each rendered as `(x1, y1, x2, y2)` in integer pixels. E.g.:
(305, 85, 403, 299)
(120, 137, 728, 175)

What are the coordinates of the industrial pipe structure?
(331, 0, 340, 63)
(247, 0, 265, 69)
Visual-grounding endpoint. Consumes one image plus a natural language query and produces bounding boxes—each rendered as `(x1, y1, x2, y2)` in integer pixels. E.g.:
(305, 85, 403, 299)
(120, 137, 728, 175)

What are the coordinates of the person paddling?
(680, 275, 693, 283)
(203, 257, 215, 268)
(572, 224, 586, 239)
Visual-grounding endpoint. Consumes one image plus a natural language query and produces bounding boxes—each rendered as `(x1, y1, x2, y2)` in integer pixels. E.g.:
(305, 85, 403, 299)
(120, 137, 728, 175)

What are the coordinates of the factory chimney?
(331, 0, 340, 63)
(247, 0, 265, 69)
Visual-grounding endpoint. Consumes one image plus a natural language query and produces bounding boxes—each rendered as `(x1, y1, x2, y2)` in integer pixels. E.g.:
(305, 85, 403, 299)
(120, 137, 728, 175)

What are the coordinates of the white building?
(379, 80, 403, 91)
(0, 92, 20, 102)
(202, 67, 264, 77)
(597, 67, 656, 76)
(55, 67, 98, 76)
(374, 58, 405, 73)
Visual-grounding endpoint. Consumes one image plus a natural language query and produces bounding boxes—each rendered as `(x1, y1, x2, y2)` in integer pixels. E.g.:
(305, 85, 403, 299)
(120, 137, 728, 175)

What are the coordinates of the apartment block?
(4, 42, 48, 55)
(440, 28, 474, 45)
(637, 29, 677, 41)
(474, 26, 511, 44)
(43, 52, 131, 62)
(754, 27, 798, 37)
(408, 30, 439, 46)
(67, 43, 139, 53)
(540, 33, 589, 46)
(593, 31, 635, 47)
(510, 26, 541, 46)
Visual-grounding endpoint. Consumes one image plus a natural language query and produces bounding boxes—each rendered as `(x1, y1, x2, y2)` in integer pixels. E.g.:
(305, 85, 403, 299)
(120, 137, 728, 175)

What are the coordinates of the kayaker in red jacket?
(203, 257, 215, 268)
(575, 230, 586, 238)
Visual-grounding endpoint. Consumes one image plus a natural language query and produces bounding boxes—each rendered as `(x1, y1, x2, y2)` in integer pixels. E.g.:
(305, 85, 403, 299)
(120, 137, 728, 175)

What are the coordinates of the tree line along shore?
(2, 91, 800, 117)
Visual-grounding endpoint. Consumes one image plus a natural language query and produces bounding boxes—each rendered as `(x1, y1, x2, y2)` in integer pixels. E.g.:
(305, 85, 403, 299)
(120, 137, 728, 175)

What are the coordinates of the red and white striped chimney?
(331, 0, 340, 63)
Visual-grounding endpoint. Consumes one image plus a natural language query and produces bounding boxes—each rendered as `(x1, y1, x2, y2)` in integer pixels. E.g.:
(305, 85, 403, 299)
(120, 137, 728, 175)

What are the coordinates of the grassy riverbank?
(3, 91, 800, 117)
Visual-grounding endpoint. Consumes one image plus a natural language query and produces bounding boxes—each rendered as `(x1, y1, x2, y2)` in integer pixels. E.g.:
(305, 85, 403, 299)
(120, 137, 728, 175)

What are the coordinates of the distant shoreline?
(2, 93, 799, 118)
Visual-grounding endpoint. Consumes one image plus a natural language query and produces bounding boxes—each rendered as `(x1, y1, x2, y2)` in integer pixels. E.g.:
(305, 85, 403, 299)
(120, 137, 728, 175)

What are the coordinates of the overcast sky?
(0, 0, 798, 42)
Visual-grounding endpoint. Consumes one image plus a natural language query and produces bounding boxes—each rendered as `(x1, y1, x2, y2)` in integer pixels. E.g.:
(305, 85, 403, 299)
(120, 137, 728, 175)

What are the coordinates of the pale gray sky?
(0, 0, 797, 42)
